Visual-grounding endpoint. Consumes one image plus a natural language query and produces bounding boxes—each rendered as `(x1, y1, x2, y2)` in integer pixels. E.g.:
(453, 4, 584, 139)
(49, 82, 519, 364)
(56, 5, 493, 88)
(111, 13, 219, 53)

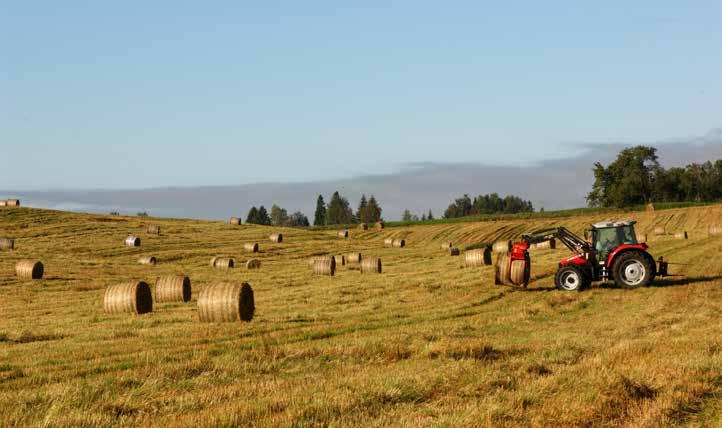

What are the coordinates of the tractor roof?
(591, 220, 636, 229)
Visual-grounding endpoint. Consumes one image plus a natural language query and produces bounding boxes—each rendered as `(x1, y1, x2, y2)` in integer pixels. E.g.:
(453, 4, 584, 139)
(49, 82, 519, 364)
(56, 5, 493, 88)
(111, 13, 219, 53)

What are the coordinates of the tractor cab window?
(595, 227, 619, 259)
(620, 225, 637, 245)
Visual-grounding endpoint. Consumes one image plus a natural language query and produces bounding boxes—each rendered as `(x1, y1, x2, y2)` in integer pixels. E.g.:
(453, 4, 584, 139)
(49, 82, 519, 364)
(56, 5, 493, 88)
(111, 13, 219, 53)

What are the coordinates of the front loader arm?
(521, 227, 590, 255)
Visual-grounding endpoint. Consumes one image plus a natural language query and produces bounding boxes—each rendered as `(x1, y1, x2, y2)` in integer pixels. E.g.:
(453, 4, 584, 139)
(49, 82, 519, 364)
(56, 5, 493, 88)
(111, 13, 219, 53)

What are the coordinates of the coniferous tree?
(427, 210, 434, 220)
(270, 204, 289, 226)
(313, 195, 327, 226)
(257, 206, 271, 226)
(365, 195, 383, 222)
(288, 211, 310, 227)
(402, 209, 413, 222)
(246, 206, 259, 224)
(356, 194, 368, 223)
(326, 191, 354, 225)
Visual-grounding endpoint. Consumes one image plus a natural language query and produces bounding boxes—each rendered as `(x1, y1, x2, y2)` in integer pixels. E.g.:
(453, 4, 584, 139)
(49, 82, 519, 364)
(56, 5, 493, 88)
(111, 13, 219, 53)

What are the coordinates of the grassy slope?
(1, 205, 721, 427)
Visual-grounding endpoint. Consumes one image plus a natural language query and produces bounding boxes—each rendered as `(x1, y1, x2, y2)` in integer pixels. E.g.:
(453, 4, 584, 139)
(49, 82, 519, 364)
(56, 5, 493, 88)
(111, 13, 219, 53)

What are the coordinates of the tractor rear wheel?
(555, 266, 586, 292)
(612, 251, 654, 289)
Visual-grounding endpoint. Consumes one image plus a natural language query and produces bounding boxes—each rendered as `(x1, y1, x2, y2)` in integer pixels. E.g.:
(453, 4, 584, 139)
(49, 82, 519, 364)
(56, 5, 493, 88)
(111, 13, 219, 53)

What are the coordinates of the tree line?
(442, 193, 534, 218)
(587, 146, 722, 208)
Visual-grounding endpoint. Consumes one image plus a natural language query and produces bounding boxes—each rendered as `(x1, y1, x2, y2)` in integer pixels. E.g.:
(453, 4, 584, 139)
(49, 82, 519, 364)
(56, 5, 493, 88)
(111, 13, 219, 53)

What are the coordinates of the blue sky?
(2, 1, 721, 190)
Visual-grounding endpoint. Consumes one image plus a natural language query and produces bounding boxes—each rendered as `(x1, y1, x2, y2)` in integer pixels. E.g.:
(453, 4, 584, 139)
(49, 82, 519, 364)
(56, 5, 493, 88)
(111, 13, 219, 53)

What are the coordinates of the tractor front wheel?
(555, 266, 586, 292)
(612, 251, 654, 289)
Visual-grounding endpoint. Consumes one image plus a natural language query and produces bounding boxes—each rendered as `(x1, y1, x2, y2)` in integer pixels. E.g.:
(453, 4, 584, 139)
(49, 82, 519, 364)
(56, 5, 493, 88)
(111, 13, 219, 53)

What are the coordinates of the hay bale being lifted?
(104, 281, 153, 314)
(530, 239, 556, 250)
(0, 237, 14, 250)
(198, 282, 255, 322)
(674, 231, 688, 240)
(375, 221, 385, 231)
(313, 257, 336, 276)
(269, 233, 283, 243)
(124, 236, 141, 247)
(155, 275, 191, 303)
(15, 260, 44, 279)
(384, 237, 394, 246)
(440, 242, 453, 250)
(244, 243, 259, 253)
(338, 230, 349, 238)
(246, 259, 261, 269)
(346, 253, 362, 264)
(653, 226, 666, 236)
(146, 224, 160, 235)
(709, 226, 722, 237)
(449, 247, 460, 256)
(138, 256, 157, 266)
(358, 223, 368, 231)
(361, 257, 382, 274)
(392, 239, 405, 248)
(334, 255, 346, 266)
(211, 257, 234, 269)
(229, 217, 242, 225)
(465, 248, 492, 267)
(495, 254, 530, 288)
(492, 240, 512, 253)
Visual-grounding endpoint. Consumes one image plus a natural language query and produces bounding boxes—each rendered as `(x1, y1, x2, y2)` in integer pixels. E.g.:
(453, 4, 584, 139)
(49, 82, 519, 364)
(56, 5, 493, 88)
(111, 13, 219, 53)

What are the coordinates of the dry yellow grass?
(1, 205, 722, 426)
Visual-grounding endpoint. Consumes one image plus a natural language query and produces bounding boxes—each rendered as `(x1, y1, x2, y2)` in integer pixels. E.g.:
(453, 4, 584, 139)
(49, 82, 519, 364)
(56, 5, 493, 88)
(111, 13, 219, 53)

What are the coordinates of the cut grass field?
(1, 205, 721, 427)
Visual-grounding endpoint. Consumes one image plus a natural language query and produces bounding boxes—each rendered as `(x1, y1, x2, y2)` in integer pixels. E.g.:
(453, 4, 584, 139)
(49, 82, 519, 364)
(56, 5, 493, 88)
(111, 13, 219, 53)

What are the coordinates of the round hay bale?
(361, 257, 382, 274)
(384, 237, 394, 246)
(646, 202, 655, 212)
(308, 255, 332, 266)
(246, 259, 261, 269)
(229, 217, 242, 225)
(5, 199, 20, 207)
(440, 242, 453, 249)
(674, 231, 688, 240)
(146, 224, 160, 235)
(375, 221, 385, 231)
(0, 237, 14, 250)
(269, 233, 283, 243)
(198, 282, 254, 322)
(0, 200, 6, 207)
(392, 239, 405, 248)
(212, 257, 234, 269)
(653, 226, 666, 236)
(124, 236, 141, 247)
(492, 240, 512, 253)
(709, 226, 722, 237)
(155, 275, 191, 303)
(244, 243, 259, 253)
(104, 281, 153, 314)
(338, 230, 349, 238)
(346, 253, 362, 264)
(334, 255, 345, 266)
(15, 260, 43, 279)
(449, 247, 460, 256)
(495, 254, 530, 287)
(358, 223, 368, 231)
(464, 248, 492, 267)
(138, 256, 157, 266)
(530, 239, 556, 250)
(313, 257, 336, 276)
(637, 234, 647, 243)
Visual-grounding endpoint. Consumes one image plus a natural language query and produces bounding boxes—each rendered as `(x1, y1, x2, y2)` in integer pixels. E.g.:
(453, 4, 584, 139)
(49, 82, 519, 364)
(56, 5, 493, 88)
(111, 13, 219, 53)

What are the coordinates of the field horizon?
(1, 204, 721, 426)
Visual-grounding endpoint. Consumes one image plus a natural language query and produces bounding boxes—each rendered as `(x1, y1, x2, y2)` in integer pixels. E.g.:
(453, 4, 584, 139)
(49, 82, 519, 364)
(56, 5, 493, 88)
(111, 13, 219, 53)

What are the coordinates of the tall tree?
(326, 191, 354, 225)
(313, 195, 327, 226)
(356, 194, 368, 223)
(365, 195, 383, 222)
(402, 209, 413, 222)
(586, 146, 659, 208)
(288, 211, 310, 227)
(270, 204, 289, 226)
(427, 209, 434, 220)
(256, 206, 271, 226)
(245, 206, 259, 224)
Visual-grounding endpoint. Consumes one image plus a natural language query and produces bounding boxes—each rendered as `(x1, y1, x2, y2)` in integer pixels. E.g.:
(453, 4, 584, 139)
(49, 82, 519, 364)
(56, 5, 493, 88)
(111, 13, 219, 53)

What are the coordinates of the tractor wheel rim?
(621, 260, 645, 285)
(560, 271, 580, 290)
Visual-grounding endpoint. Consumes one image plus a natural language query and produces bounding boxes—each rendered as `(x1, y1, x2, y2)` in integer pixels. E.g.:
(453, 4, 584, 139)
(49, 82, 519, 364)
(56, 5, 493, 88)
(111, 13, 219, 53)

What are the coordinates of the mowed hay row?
(15, 260, 44, 279)
(146, 224, 160, 235)
(246, 259, 261, 269)
(346, 253, 362, 264)
(124, 235, 141, 247)
(440, 242, 453, 249)
(269, 233, 283, 243)
(104, 281, 153, 315)
(530, 238, 556, 250)
(392, 239, 406, 248)
(0, 237, 14, 250)
(492, 240, 512, 253)
(338, 230, 349, 238)
(674, 231, 688, 240)
(244, 243, 259, 253)
(449, 247, 460, 256)
(155, 275, 191, 303)
(313, 257, 336, 276)
(464, 248, 492, 267)
(384, 237, 394, 247)
(211, 257, 235, 269)
(138, 256, 157, 266)
(334, 255, 345, 266)
(494, 254, 530, 287)
(361, 257, 382, 274)
(197, 282, 254, 322)
(709, 226, 722, 236)
(229, 217, 242, 225)
(654, 226, 666, 236)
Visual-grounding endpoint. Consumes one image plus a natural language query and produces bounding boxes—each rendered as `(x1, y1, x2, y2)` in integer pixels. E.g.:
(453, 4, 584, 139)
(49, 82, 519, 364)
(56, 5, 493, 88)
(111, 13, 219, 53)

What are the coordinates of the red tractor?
(515, 221, 668, 291)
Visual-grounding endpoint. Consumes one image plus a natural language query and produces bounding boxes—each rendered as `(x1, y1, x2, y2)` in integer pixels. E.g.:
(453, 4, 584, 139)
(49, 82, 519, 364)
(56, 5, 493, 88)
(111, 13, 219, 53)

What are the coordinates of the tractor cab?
(585, 221, 640, 263)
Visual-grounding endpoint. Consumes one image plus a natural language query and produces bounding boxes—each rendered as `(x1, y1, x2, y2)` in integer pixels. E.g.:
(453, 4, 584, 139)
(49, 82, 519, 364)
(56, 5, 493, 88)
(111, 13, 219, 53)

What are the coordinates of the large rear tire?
(612, 251, 654, 289)
(555, 266, 586, 292)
